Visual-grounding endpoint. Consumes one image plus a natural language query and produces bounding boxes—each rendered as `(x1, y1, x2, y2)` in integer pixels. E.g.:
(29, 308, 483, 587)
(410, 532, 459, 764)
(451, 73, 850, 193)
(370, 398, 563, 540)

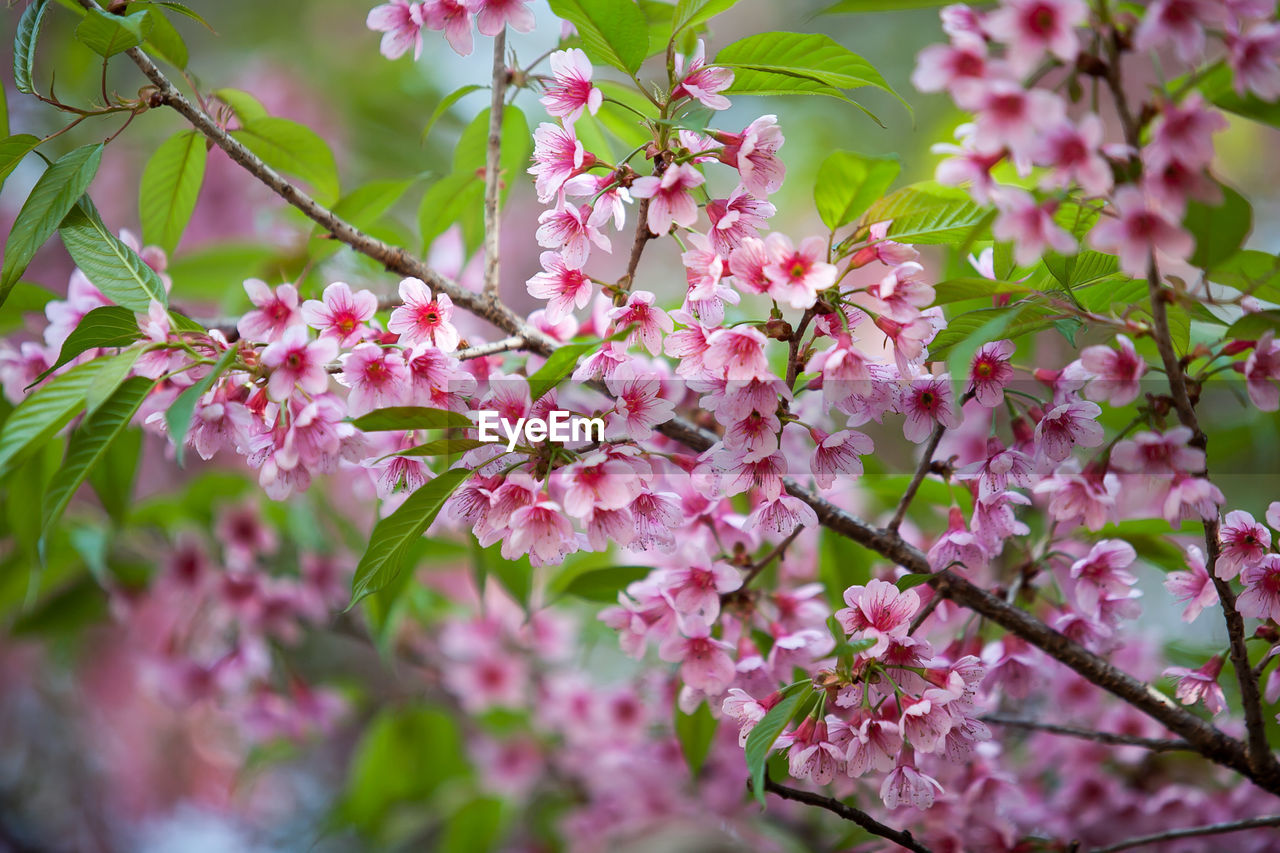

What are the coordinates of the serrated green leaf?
(75, 9, 151, 58)
(231, 116, 340, 204)
(0, 133, 42, 191)
(896, 572, 934, 590)
(548, 0, 649, 74)
(422, 84, 486, 141)
(141, 6, 187, 68)
(85, 348, 142, 415)
(931, 277, 1030, 305)
(1211, 250, 1280, 302)
(929, 301, 1056, 361)
(745, 686, 806, 806)
(41, 376, 154, 556)
(215, 87, 268, 123)
(675, 700, 718, 777)
(36, 306, 140, 383)
(814, 150, 899, 231)
(14, 0, 50, 95)
(1, 143, 104, 303)
(863, 183, 989, 245)
(351, 406, 473, 432)
(672, 0, 740, 33)
(349, 466, 473, 606)
(59, 200, 168, 311)
(0, 359, 103, 480)
(139, 130, 207, 253)
(1226, 309, 1280, 339)
(1045, 250, 1122, 291)
(165, 344, 237, 465)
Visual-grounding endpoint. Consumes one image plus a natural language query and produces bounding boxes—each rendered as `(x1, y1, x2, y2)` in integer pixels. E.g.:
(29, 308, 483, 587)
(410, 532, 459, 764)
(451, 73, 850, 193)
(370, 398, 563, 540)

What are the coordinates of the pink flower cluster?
(366, 0, 534, 58)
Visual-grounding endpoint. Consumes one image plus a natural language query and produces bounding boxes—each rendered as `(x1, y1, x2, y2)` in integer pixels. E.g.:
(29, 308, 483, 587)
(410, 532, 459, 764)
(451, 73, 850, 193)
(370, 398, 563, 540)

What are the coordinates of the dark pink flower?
(238, 279, 301, 343)
(337, 343, 409, 417)
(529, 122, 594, 203)
(901, 374, 959, 443)
(763, 234, 837, 310)
(1035, 399, 1104, 462)
(968, 339, 1015, 407)
(261, 326, 337, 401)
(1239, 554, 1280, 622)
(985, 0, 1088, 75)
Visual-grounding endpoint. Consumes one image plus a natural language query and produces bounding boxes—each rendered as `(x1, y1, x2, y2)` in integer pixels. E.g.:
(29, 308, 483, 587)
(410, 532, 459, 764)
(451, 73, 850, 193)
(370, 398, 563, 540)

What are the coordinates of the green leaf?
(88, 422, 141, 523)
(1185, 183, 1252, 271)
(674, 700, 718, 777)
(896, 572, 933, 590)
(1226, 309, 1280, 339)
(143, 1, 214, 30)
(330, 178, 414, 229)
(715, 31, 903, 109)
(552, 564, 650, 601)
(139, 131, 206, 253)
(59, 200, 168, 311)
(548, 0, 649, 74)
(1045, 250, 1122, 291)
(440, 798, 505, 853)
(863, 183, 989, 245)
(943, 303, 1020, 392)
(454, 106, 531, 196)
(526, 338, 611, 402)
(10, 579, 107, 638)
(0, 359, 103, 480)
(391, 437, 487, 458)
(672, 0, 740, 33)
(745, 687, 806, 806)
(85, 348, 142, 414)
(422, 84, 486, 141)
(0, 133, 42, 191)
(37, 306, 141, 382)
(14, 0, 50, 95)
(419, 172, 483, 251)
(1190, 62, 1280, 131)
(931, 276, 1030, 305)
(823, 0, 956, 10)
(141, 6, 187, 68)
(0, 282, 54, 333)
(349, 466, 473, 606)
(1, 143, 104, 303)
(215, 87, 269, 123)
(40, 376, 153, 555)
(351, 406, 473, 432)
(231, 117, 340, 205)
(165, 344, 238, 464)
(814, 150, 899, 231)
(75, 9, 152, 57)
(929, 301, 1056, 361)
(1211, 250, 1280, 302)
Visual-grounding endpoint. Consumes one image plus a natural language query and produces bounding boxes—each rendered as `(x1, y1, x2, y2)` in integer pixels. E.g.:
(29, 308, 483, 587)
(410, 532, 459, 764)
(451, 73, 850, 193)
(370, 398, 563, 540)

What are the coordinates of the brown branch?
(1091, 814, 1280, 853)
(101, 16, 1280, 799)
(888, 421, 948, 533)
(615, 198, 653, 306)
(757, 777, 933, 853)
(982, 714, 1195, 753)
(482, 29, 508, 302)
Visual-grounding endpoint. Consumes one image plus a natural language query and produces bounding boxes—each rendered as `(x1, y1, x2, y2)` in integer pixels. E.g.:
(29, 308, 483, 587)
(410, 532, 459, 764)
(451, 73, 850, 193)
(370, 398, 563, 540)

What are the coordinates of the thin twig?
(888, 421, 948, 533)
(739, 524, 805, 590)
(757, 777, 933, 853)
(1091, 814, 1280, 853)
(982, 715, 1195, 753)
(616, 198, 653, 306)
(482, 29, 508, 302)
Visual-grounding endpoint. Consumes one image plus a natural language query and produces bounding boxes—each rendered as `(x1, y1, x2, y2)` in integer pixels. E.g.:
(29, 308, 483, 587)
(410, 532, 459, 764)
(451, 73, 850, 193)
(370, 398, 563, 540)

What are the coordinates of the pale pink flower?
(1165, 545, 1219, 622)
(529, 122, 593, 203)
(1110, 426, 1204, 475)
(423, 0, 474, 56)
(971, 490, 1031, 552)
(782, 717, 844, 785)
(671, 39, 734, 111)
(932, 126, 1003, 203)
(901, 374, 959, 443)
(1068, 539, 1137, 616)
(338, 343, 409, 417)
(985, 0, 1087, 75)
(238, 279, 301, 343)
(746, 494, 819, 536)
(971, 83, 1065, 158)
(846, 718, 902, 776)
(727, 236, 774, 295)
(1069, 334, 1147, 407)
(1035, 399, 1104, 462)
(928, 506, 988, 573)
(539, 48, 601, 123)
(881, 753, 944, 810)
(835, 578, 919, 656)
(704, 326, 771, 381)
(1035, 114, 1112, 196)
(608, 291, 673, 356)
(810, 428, 874, 489)
(1245, 331, 1280, 411)
(706, 188, 775, 256)
(658, 619, 736, 694)
(301, 281, 378, 347)
(630, 164, 705, 235)
(465, 0, 533, 37)
(1136, 0, 1223, 61)
(505, 499, 576, 564)
(957, 438, 1034, 498)
(1089, 186, 1193, 277)
(1164, 656, 1226, 715)
(857, 261, 935, 322)
(260, 325, 337, 401)
(1032, 459, 1118, 530)
(912, 34, 989, 104)
(1161, 474, 1224, 526)
(714, 115, 786, 198)
(992, 188, 1077, 266)
(722, 689, 774, 746)
(967, 339, 1016, 407)
(1268, 500, 1280, 532)
(1239, 554, 1280, 622)
(536, 200, 611, 268)
(605, 366, 676, 440)
(527, 251, 593, 322)
(763, 234, 836, 310)
(901, 689, 956, 753)
(367, 0, 427, 60)
(876, 310, 945, 375)
(558, 452, 640, 518)
(654, 561, 742, 622)
(1147, 95, 1228, 172)
(1228, 23, 1280, 100)
(387, 277, 459, 351)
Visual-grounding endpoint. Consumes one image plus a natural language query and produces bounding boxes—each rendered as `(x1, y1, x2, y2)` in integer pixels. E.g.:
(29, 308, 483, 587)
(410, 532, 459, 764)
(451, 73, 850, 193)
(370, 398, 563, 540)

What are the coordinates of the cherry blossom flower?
(881, 752, 944, 810)
(1068, 539, 1137, 616)
(928, 506, 988, 573)
(1164, 656, 1226, 715)
(846, 717, 903, 776)
(538, 48, 601, 123)
(301, 281, 378, 347)
(337, 343, 409, 417)
(1035, 114, 1112, 196)
(992, 189, 1077, 266)
(260, 326, 338, 401)
(630, 164, 705, 235)
(706, 189, 775, 256)
(1033, 459, 1118, 531)
(238, 279, 301, 343)
(781, 716, 844, 784)
(747, 495, 819, 535)
(536, 201, 611, 268)
(1147, 94, 1228, 171)
(1136, 0, 1222, 60)
(1244, 331, 1280, 410)
(658, 619, 736, 694)
(1035, 399, 1104, 462)
(704, 326, 771, 381)
(1088, 186, 1193, 277)
(527, 251, 594, 322)
(608, 291, 673, 356)
(901, 374, 960, 443)
(1164, 545, 1219, 622)
(1237, 554, 1280, 622)
(968, 339, 1015, 407)
(912, 33, 989, 105)
(671, 39, 734, 111)
(763, 234, 836, 310)
(387, 277, 459, 351)
(722, 689, 776, 746)
(985, 0, 1088, 75)
(466, 0, 534, 37)
(835, 579, 919, 656)
(1228, 22, 1280, 99)
(529, 122, 593, 203)
(1110, 427, 1204, 476)
(713, 116, 786, 198)
(857, 261, 935, 323)
(1066, 334, 1147, 407)
(423, 0, 474, 55)
(505, 499, 576, 564)
(810, 428, 874, 488)
(958, 438, 1035, 498)
(606, 367, 676, 440)
(367, 0, 427, 60)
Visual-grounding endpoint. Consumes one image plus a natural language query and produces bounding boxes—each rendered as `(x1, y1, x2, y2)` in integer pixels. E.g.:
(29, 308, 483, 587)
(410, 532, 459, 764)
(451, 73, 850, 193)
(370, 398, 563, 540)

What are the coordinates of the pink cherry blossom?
(846, 717, 903, 776)
(238, 279, 301, 343)
(505, 499, 576, 564)
(992, 188, 1077, 266)
(782, 717, 844, 784)
(630, 164, 704, 235)
(527, 251, 594, 322)
(1239, 554, 1280, 622)
(901, 374, 960, 443)
(1110, 426, 1204, 475)
(605, 367, 676, 440)
(658, 619, 736, 694)
(912, 33, 989, 105)
(835, 579, 919, 656)
(465, 0, 534, 37)
(1068, 334, 1147, 407)
(1035, 114, 1112, 196)
(969, 339, 1015, 407)
(1035, 399, 1104, 462)
(653, 561, 742, 622)
(1147, 95, 1228, 172)
(1068, 539, 1137, 616)
(714, 115, 786, 198)
(1164, 656, 1226, 715)
(1136, 0, 1223, 60)
(608, 291, 673, 356)
(423, 0, 474, 56)
(260, 326, 338, 401)
(810, 428, 874, 489)
(536, 200, 611, 268)
(706, 188, 775, 256)
(881, 753, 944, 810)
(301, 281, 378, 347)
(928, 506, 988, 573)
(747, 495, 819, 536)
(985, 0, 1088, 75)
(763, 234, 836, 310)
(704, 326, 771, 381)
(857, 261, 935, 323)
(671, 39, 734, 111)
(529, 122, 593, 203)
(539, 48, 601, 123)
(1245, 331, 1280, 410)
(367, 1, 427, 60)
(1164, 545, 1219, 622)
(1033, 459, 1118, 530)
(337, 343, 409, 417)
(387, 277, 459, 351)
(1088, 186, 1193, 278)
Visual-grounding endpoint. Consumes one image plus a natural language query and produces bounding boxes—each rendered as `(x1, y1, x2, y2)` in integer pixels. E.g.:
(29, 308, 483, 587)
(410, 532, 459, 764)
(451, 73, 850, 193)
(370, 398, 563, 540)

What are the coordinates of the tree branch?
(482, 29, 508, 302)
(757, 777, 933, 853)
(982, 714, 1195, 753)
(1092, 814, 1280, 853)
(888, 421, 948, 533)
